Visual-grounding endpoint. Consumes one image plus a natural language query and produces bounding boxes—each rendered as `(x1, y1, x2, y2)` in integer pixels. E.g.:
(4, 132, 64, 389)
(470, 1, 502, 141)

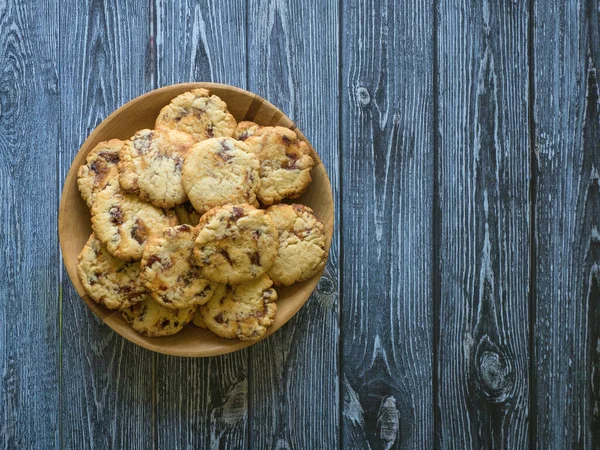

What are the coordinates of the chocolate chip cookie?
(121, 296, 195, 337)
(91, 188, 178, 261)
(141, 224, 216, 309)
(77, 233, 147, 309)
(267, 204, 327, 285)
(119, 129, 194, 208)
(182, 137, 260, 213)
(194, 204, 278, 284)
(77, 139, 123, 207)
(199, 274, 277, 340)
(155, 88, 237, 142)
(244, 126, 314, 205)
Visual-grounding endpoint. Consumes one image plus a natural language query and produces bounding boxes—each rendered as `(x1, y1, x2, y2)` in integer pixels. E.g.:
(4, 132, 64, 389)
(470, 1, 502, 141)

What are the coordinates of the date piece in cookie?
(199, 274, 277, 341)
(121, 296, 195, 337)
(182, 137, 260, 214)
(77, 233, 147, 309)
(155, 88, 237, 142)
(244, 126, 314, 205)
(141, 224, 216, 310)
(194, 204, 278, 284)
(119, 129, 194, 208)
(267, 204, 327, 285)
(77, 139, 123, 207)
(91, 188, 178, 261)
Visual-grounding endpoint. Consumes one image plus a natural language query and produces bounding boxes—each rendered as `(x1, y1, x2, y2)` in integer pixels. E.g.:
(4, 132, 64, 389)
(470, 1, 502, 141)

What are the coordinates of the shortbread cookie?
(194, 204, 278, 284)
(119, 129, 194, 208)
(141, 224, 216, 309)
(200, 274, 277, 340)
(174, 201, 201, 226)
(234, 121, 261, 141)
(182, 137, 260, 213)
(155, 88, 237, 142)
(121, 297, 195, 337)
(91, 188, 178, 261)
(77, 233, 147, 309)
(244, 126, 314, 204)
(267, 204, 327, 285)
(77, 139, 123, 207)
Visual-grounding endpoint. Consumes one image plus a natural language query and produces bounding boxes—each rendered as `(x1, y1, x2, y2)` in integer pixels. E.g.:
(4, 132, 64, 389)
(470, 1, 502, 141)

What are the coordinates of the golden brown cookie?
(244, 126, 314, 205)
(267, 204, 327, 285)
(140, 224, 216, 309)
(199, 274, 277, 340)
(174, 201, 202, 226)
(121, 297, 195, 337)
(194, 204, 278, 284)
(234, 121, 262, 141)
(77, 139, 124, 207)
(91, 188, 178, 261)
(118, 129, 194, 208)
(182, 137, 260, 213)
(155, 88, 237, 142)
(192, 309, 208, 329)
(77, 233, 147, 309)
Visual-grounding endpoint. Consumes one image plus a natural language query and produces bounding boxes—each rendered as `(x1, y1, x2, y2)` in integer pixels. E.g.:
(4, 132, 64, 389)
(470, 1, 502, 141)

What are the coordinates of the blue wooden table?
(1, 0, 599, 448)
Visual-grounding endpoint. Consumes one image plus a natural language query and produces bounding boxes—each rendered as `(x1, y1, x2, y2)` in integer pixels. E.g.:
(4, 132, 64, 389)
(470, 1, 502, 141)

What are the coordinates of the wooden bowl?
(59, 82, 334, 357)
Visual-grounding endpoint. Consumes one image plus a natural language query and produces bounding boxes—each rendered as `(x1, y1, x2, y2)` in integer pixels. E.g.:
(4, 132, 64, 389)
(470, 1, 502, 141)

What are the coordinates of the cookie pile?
(76, 88, 327, 341)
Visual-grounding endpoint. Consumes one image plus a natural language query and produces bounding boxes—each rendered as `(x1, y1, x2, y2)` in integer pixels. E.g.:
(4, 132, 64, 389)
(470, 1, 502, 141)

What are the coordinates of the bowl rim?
(58, 81, 334, 357)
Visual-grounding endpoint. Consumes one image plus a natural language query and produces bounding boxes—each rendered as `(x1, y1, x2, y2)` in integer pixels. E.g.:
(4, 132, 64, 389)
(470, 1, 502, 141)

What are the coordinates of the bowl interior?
(59, 82, 334, 357)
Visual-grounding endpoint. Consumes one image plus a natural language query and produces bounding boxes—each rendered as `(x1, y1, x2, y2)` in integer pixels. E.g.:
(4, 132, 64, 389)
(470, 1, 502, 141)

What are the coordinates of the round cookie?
(174, 201, 202, 226)
(234, 121, 262, 141)
(244, 126, 314, 205)
(91, 188, 178, 261)
(194, 204, 278, 284)
(182, 137, 260, 213)
(267, 204, 327, 285)
(77, 233, 147, 309)
(121, 297, 195, 337)
(77, 139, 123, 207)
(140, 224, 216, 309)
(119, 129, 195, 208)
(155, 88, 237, 142)
(199, 274, 277, 341)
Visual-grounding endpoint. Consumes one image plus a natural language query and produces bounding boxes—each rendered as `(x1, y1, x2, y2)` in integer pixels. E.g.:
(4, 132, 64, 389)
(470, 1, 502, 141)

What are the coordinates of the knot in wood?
(475, 349, 512, 403)
(317, 276, 335, 294)
(355, 87, 371, 105)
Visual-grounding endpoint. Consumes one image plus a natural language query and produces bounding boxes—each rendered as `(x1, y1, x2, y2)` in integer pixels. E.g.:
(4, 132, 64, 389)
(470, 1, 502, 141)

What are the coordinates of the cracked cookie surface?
(155, 88, 237, 142)
(194, 204, 278, 284)
(91, 187, 178, 261)
(121, 296, 195, 337)
(244, 126, 314, 205)
(77, 233, 147, 309)
(199, 274, 277, 340)
(141, 224, 216, 309)
(119, 129, 194, 208)
(77, 139, 123, 207)
(234, 121, 262, 141)
(267, 204, 327, 285)
(182, 137, 260, 213)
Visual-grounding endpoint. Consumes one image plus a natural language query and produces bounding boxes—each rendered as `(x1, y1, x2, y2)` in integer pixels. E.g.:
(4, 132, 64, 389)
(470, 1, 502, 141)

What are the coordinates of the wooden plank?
(245, 0, 340, 448)
(533, 1, 600, 448)
(59, 1, 154, 447)
(436, 0, 530, 448)
(153, 1, 249, 448)
(341, 0, 434, 448)
(0, 1, 60, 448)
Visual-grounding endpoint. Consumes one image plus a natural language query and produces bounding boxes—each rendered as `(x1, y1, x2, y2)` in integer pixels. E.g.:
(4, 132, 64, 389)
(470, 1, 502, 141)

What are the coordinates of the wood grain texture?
(436, 0, 530, 448)
(246, 0, 340, 448)
(341, 0, 434, 448)
(0, 0, 60, 448)
(153, 1, 249, 448)
(59, 1, 154, 447)
(533, 1, 600, 448)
